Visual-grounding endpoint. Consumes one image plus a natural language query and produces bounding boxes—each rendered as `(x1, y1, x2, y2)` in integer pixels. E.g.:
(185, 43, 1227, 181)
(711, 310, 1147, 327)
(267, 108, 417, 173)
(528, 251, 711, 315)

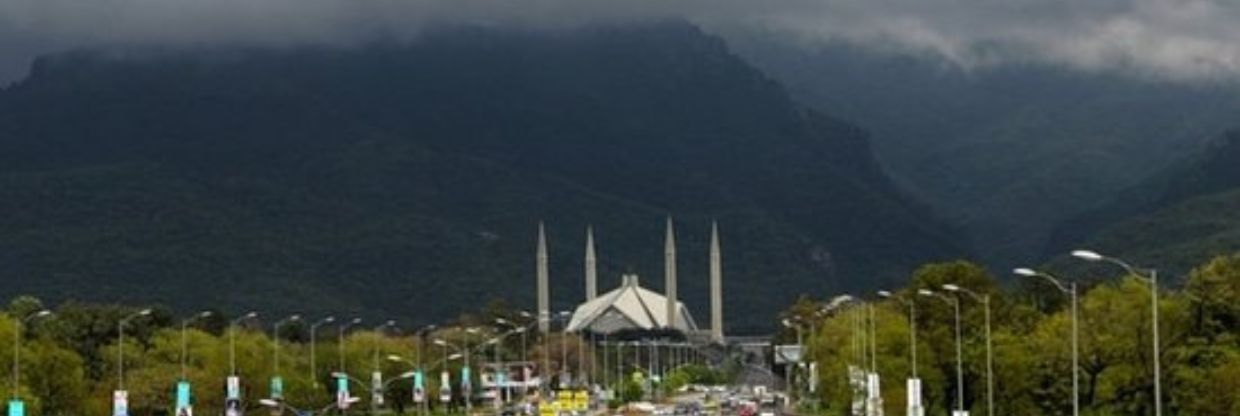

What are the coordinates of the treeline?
(0, 300, 593, 416)
(784, 254, 1240, 415)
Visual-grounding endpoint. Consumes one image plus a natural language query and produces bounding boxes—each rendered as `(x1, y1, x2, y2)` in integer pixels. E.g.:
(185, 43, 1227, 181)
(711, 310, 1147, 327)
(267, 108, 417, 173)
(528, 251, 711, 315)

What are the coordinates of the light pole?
(12, 310, 52, 399)
(878, 291, 917, 379)
(180, 311, 213, 380)
(369, 320, 396, 414)
(229, 311, 259, 376)
(1073, 249, 1161, 416)
(339, 318, 363, 373)
(920, 289, 964, 415)
(1015, 267, 1078, 416)
(117, 308, 153, 391)
(272, 315, 301, 378)
(310, 316, 336, 389)
(435, 338, 474, 412)
(337, 318, 362, 415)
(944, 284, 992, 416)
(271, 314, 300, 401)
(414, 324, 436, 415)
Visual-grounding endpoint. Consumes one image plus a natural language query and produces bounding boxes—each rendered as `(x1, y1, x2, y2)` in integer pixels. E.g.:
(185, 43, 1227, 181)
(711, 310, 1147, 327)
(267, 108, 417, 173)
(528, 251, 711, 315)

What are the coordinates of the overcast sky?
(3, 0, 1240, 83)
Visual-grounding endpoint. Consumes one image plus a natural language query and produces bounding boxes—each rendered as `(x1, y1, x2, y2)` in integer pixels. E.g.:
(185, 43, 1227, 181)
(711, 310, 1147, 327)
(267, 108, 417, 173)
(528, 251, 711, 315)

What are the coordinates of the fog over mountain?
(5, 0, 1240, 83)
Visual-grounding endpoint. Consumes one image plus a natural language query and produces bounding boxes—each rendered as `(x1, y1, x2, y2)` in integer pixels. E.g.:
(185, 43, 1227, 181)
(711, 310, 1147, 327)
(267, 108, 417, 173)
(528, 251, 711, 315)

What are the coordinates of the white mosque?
(535, 219, 724, 343)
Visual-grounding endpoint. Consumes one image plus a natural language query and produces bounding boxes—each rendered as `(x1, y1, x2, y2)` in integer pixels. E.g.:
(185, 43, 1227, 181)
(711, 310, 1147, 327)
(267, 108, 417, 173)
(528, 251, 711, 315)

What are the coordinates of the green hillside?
(0, 22, 964, 332)
(724, 34, 1240, 267)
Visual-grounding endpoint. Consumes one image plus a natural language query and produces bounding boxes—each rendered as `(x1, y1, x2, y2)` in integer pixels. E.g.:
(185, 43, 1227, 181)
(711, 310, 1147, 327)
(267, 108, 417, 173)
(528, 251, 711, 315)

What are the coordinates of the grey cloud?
(3, 0, 1240, 83)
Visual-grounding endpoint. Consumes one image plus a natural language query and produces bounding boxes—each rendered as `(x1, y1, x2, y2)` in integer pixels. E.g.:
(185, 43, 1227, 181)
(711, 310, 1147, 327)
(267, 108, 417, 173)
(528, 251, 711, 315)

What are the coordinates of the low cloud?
(3, 0, 1240, 82)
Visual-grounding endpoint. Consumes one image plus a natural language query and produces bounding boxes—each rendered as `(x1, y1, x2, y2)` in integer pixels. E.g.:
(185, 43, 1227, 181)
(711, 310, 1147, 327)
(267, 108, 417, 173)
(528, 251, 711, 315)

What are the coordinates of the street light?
(919, 289, 964, 415)
(369, 320, 396, 414)
(272, 314, 301, 382)
(943, 284, 992, 416)
(434, 338, 473, 411)
(339, 318, 363, 374)
(180, 311, 213, 380)
(310, 316, 336, 388)
(1015, 267, 1078, 416)
(878, 290, 918, 380)
(117, 308, 153, 391)
(371, 320, 397, 371)
(229, 311, 259, 376)
(12, 310, 52, 400)
(1073, 249, 1161, 416)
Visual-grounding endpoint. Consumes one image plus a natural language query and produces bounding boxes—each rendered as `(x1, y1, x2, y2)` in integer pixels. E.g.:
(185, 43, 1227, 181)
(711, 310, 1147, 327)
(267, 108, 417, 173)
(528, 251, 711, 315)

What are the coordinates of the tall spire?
(710, 221, 725, 343)
(585, 226, 598, 301)
(537, 222, 550, 333)
(664, 217, 678, 330)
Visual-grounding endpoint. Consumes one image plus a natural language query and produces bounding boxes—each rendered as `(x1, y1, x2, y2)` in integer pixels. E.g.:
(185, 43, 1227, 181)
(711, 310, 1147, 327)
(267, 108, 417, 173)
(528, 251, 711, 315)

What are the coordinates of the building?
(565, 274, 698, 333)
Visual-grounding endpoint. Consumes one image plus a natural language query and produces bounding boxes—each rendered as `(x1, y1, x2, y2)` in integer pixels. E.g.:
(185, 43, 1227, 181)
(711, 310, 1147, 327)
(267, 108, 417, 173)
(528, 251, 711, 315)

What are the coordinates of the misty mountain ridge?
(0, 21, 964, 332)
(1043, 130, 1240, 278)
(724, 33, 1240, 269)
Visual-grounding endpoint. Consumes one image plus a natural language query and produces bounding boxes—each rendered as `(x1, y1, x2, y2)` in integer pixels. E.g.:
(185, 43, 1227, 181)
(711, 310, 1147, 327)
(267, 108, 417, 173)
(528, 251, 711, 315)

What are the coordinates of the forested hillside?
(0, 22, 963, 332)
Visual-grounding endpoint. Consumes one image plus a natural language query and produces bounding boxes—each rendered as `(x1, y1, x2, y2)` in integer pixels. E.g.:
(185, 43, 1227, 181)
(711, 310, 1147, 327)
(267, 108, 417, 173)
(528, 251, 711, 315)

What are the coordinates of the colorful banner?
(413, 371, 426, 403)
(112, 390, 129, 416)
(270, 377, 284, 400)
(906, 378, 924, 416)
(174, 381, 193, 416)
(439, 371, 451, 403)
(8, 400, 25, 416)
(371, 371, 384, 406)
(461, 367, 472, 400)
(226, 376, 241, 400)
(336, 377, 351, 410)
(224, 376, 242, 416)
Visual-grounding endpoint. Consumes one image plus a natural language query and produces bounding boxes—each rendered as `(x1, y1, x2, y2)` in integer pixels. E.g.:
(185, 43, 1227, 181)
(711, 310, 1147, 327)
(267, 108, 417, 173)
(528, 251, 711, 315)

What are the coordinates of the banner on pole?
(336, 376, 351, 410)
(270, 377, 284, 400)
(461, 367, 472, 400)
(226, 376, 241, 400)
(413, 371, 426, 403)
(372, 371, 385, 406)
(8, 400, 24, 416)
(225, 376, 242, 416)
(112, 390, 129, 416)
(175, 381, 193, 416)
(906, 378, 923, 416)
(440, 371, 452, 403)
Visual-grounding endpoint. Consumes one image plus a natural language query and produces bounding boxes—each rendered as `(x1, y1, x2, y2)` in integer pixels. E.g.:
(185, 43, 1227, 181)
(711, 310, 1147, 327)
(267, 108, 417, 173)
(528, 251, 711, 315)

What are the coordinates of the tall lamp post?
(370, 320, 396, 414)
(1015, 267, 1078, 416)
(309, 316, 336, 390)
(11, 310, 52, 401)
(117, 309, 153, 391)
(877, 291, 917, 380)
(337, 318, 362, 415)
(179, 311, 213, 381)
(943, 284, 992, 416)
(434, 338, 471, 412)
(338, 318, 363, 374)
(919, 289, 964, 415)
(116, 308, 152, 416)
(879, 290, 922, 416)
(229, 312, 259, 376)
(1073, 249, 1161, 416)
(271, 314, 300, 400)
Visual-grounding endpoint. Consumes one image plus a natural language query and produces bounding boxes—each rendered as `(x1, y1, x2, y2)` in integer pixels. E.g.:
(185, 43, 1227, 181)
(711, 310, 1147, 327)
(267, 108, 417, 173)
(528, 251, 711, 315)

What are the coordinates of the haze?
(3, 0, 1240, 83)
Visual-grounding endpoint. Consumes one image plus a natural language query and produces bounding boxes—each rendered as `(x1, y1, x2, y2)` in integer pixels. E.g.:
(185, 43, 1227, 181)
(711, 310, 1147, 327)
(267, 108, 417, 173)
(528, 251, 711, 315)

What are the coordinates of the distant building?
(565, 274, 698, 333)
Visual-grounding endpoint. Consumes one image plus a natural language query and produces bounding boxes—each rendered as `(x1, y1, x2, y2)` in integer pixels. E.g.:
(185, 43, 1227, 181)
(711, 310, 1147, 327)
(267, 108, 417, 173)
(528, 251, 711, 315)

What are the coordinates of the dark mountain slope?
(1044, 131, 1240, 278)
(723, 34, 1240, 268)
(0, 22, 963, 332)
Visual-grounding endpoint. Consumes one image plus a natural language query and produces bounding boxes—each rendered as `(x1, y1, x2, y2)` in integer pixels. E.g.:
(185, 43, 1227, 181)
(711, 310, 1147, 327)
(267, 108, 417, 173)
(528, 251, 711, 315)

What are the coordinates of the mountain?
(0, 21, 963, 333)
(721, 33, 1240, 268)
(1044, 130, 1240, 278)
